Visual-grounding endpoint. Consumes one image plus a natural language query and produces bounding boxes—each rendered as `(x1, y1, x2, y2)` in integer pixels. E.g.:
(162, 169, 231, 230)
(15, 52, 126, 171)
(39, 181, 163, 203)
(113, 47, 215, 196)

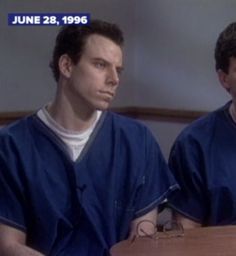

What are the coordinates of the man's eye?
(95, 62, 106, 69)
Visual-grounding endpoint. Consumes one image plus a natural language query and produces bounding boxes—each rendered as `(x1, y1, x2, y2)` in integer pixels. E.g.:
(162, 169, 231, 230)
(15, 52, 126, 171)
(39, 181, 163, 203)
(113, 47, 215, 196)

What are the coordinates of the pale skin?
(173, 213, 201, 229)
(0, 225, 44, 256)
(0, 34, 158, 255)
(48, 34, 123, 132)
(173, 57, 236, 230)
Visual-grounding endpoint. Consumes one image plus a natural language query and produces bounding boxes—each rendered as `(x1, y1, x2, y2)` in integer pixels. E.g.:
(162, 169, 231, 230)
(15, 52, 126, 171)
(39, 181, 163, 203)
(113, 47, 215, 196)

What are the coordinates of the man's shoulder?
(0, 114, 35, 141)
(176, 103, 227, 144)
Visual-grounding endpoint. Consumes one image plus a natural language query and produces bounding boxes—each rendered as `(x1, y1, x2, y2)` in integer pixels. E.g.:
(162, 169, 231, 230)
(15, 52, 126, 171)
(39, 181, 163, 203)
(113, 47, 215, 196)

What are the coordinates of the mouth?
(99, 91, 115, 99)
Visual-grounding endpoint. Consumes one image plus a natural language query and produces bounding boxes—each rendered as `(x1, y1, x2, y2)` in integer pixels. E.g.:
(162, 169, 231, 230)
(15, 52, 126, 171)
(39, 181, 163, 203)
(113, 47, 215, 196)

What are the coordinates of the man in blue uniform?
(0, 20, 178, 255)
(168, 22, 236, 228)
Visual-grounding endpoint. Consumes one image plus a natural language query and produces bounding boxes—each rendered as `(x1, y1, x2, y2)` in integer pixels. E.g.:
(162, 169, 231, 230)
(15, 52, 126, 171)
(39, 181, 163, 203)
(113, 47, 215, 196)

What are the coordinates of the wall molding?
(0, 107, 208, 126)
(112, 107, 207, 123)
(0, 111, 33, 125)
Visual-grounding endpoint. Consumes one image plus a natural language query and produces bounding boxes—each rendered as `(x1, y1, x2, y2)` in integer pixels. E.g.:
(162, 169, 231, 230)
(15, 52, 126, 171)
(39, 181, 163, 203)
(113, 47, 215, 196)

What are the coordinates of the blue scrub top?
(168, 102, 236, 226)
(0, 111, 178, 255)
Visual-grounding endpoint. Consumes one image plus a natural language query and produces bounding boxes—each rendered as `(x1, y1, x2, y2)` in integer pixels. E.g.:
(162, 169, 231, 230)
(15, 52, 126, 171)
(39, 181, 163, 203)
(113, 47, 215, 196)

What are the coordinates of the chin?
(96, 103, 111, 111)
(96, 106, 109, 111)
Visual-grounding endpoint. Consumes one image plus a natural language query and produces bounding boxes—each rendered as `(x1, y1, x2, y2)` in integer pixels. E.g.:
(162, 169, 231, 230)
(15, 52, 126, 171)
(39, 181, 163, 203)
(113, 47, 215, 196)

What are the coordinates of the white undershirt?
(37, 106, 102, 161)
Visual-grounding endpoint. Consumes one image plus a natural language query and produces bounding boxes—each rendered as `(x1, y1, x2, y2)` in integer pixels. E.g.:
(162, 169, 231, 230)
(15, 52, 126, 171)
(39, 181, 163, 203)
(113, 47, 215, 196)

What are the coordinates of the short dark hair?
(50, 19, 124, 82)
(215, 22, 236, 73)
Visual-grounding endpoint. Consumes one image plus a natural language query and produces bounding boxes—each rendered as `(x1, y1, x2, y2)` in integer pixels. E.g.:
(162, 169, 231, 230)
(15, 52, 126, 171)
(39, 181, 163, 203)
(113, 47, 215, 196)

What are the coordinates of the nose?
(107, 67, 119, 86)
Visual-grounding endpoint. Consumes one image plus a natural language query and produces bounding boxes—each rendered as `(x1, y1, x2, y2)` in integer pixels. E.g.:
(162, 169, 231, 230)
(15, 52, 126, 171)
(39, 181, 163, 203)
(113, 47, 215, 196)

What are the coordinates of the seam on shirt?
(168, 203, 202, 223)
(135, 184, 179, 217)
(0, 215, 26, 232)
(77, 111, 107, 162)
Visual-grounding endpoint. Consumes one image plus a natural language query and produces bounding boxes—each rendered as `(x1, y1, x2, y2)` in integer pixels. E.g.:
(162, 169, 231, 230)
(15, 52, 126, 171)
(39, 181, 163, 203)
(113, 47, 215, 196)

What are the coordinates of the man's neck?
(47, 97, 98, 133)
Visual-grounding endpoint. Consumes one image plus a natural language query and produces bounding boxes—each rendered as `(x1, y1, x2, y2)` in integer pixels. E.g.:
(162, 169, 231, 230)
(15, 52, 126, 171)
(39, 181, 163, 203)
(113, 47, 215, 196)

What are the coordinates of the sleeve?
(133, 128, 179, 218)
(167, 134, 208, 224)
(0, 148, 27, 232)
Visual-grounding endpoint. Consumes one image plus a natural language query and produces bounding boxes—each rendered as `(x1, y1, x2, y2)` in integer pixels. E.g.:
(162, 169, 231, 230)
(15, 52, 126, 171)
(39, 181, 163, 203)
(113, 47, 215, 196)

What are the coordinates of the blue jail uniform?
(0, 111, 178, 255)
(168, 101, 236, 226)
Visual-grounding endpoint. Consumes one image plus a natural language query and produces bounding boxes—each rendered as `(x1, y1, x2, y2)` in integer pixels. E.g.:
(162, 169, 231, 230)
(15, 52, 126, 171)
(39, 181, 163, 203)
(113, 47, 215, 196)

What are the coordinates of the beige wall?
(1, 0, 235, 159)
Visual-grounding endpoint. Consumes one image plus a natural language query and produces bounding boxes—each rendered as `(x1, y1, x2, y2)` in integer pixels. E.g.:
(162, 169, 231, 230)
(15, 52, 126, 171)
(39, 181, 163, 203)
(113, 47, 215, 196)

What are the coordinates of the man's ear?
(217, 69, 230, 92)
(58, 54, 74, 79)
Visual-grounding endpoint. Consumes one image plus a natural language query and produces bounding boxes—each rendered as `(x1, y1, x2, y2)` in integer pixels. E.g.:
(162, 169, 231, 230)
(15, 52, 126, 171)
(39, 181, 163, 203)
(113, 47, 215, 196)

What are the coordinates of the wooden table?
(110, 225, 236, 256)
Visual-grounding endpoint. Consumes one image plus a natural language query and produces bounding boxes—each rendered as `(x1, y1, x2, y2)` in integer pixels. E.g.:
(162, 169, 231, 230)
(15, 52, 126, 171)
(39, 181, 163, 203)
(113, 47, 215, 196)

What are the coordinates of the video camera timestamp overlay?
(8, 13, 90, 26)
